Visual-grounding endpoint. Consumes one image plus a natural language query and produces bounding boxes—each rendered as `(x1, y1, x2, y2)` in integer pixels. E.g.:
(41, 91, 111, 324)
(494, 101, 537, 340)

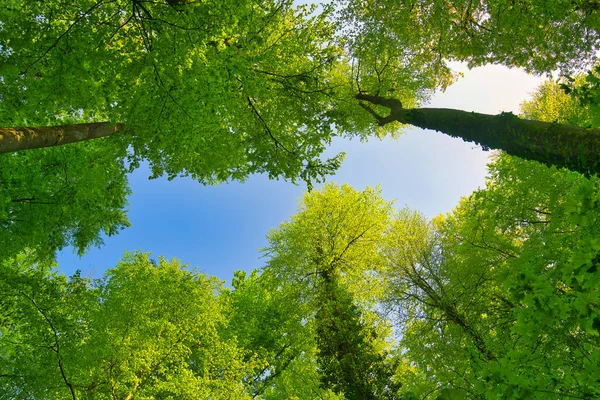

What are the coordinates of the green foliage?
(5, 166, 600, 398)
(0, 252, 257, 399)
(342, 0, 600, 74)
(223, 268, 317, 398)
(265, 183, 394, 303)
(0, 140, 130, 263)
(0, 0, 447, 262)
(0, 0, 443, 186)
(374, 81, 600, 398)
(386, 154, 600, 399)
(521, 77, 592, 126)
(262, 183, 401, 399)
(436, 388, 469, 400)
(315, 274, 401, 400)
(222, 184, 407, 399)
(560, 65, 600, 128)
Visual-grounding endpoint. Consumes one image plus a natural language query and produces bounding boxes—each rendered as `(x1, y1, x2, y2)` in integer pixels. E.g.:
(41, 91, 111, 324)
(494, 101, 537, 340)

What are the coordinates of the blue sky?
(56, 64, 544, 282)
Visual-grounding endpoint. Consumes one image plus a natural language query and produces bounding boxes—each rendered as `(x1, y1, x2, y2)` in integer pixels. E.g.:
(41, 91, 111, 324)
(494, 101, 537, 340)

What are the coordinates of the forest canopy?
(3, 0, 600, 263)
(2, 0, 600, 399)
(2, 0, 600, 175)
(3, 158, 600, 398)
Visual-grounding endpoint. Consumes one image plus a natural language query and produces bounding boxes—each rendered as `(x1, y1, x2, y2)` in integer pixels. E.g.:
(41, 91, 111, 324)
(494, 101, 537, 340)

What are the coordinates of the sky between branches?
(56, 63, 545, 281)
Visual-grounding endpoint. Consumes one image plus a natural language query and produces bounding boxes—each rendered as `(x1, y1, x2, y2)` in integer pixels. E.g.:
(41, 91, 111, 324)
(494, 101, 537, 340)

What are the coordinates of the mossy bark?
(357, 94, 600, 176)
(0, 122, 125, 154)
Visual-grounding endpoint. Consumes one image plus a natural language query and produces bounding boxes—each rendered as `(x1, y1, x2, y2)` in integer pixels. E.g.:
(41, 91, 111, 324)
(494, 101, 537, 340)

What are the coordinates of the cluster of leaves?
(560, 65, 600, 127)
(341, 0, 600, 74)
(0, 185, 406, 400)
(223, 268, 317, 398)
(387, 154, 600, 399)
(522, 77, 592, 126)
(0, 252, 259, 399)
(0, 140, 130, 264)
(0, 0, 447, 186)
(3, 159, 600, 399)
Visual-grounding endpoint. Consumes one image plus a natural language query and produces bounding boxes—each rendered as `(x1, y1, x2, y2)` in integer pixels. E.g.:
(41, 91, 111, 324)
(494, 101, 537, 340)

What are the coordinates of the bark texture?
(0, 122, 125, 154)
(357, 94, 600, 176)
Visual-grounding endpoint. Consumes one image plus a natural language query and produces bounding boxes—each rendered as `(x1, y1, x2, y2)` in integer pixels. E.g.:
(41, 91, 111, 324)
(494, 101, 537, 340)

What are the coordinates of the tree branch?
(355, 94, 403, 110)
(356, 93, 600, 176)
(247, 97, 295, 155)
(358, 103, 386, 126)
(355, 94, 405, 126)
(19, 291, 77, 400)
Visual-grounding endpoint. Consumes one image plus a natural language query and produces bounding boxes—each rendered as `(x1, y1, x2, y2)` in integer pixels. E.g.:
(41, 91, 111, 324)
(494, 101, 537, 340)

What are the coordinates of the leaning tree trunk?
(356, 94, 600, 176)
(0, 122, 125, 154)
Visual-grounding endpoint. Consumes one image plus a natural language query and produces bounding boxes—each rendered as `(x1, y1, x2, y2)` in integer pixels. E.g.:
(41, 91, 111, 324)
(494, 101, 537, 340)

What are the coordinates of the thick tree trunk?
(356, 94, 600, 176)
(0, 122, 125, 154)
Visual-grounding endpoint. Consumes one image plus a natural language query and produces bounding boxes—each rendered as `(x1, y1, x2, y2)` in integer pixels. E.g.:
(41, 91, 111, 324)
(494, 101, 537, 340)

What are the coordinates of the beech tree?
(343, 0, 600, 175)
(0, 252, 258, 399)
(354, 93, 600, 176)
(380, 81, 600, 399)
(261, 184, 401, 398)
(384, 154, 600, 399)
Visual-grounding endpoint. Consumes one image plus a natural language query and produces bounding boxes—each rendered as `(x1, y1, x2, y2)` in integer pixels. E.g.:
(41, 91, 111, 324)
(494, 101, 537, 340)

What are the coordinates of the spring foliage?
(3, 1, 600, 398)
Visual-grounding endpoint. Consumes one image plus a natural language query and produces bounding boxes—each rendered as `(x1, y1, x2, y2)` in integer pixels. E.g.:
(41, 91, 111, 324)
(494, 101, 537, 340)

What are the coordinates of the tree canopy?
(3, 0, 600, 178)
(0, 0, 450, 180)
(382, 153, 600, 399)
(342, 0, 600, 74)
(0, 252, 257, 399)
(3, 0, 600, 398)
(0, 186, 404, 400)
(0, 0, 351, 182)
(3, 159, 600, 398)
(3, 0, 600, 263)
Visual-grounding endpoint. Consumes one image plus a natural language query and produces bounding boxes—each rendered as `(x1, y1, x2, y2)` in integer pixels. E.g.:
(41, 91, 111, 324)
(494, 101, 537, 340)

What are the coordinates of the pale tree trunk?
(356, 94, 600, 176)
(0, 122, 125, 154)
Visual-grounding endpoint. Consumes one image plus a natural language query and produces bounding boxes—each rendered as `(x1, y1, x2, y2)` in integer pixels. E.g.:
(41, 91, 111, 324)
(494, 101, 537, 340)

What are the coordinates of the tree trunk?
(0, 122, 125, 154)
(356, 94, 600, 176)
